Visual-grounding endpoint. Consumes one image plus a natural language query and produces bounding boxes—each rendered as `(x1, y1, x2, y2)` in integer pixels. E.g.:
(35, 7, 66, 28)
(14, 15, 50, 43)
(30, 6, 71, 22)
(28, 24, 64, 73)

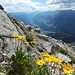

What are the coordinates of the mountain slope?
(9, 10, 75, 33)
(0, 9, 75, 62)
(9, 10, 75, 43)
(31, 10, 75, 33)
(0, 5, 75, 75)
(51, 10, 75, 34)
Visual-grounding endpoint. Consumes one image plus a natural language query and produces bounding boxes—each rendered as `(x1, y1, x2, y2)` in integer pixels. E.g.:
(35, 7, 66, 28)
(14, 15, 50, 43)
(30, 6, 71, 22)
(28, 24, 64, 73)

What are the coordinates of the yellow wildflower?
(49, 55, 56, 62)
(63, 68, 74, 74)
(32, 40, 37, 44)
(53, 57, 63, 63)
(44, 57, 52, 63)
(24, 42, 29, 45)
(30, 40, 37, 44)
(36, 60, 45, 66)
(12, 34, 19, 38)
(62, 63, 74, 74)
(12, 34, 26, 40)
(63, 63, 73, 69)
(16, 36, 26, 40)
(42, 52, 50, 57)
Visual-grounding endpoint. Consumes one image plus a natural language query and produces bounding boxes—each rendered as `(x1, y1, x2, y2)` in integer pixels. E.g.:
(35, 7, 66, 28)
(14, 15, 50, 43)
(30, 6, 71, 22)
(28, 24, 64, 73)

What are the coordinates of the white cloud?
(46, 0, 75, 10)
(46, 0, 59, 4)
(0, 0, 75, 12)
(0, 0, 41, 5)
(0, 0, 42, 12)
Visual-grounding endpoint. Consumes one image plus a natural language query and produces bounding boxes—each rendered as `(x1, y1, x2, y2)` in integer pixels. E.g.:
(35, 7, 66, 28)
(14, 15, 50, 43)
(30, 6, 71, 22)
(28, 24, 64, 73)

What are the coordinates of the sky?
(0, 0, 75, 13)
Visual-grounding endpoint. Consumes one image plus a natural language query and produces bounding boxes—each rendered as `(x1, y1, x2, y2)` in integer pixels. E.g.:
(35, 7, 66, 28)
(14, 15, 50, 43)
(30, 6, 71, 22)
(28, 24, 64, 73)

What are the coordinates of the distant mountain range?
(8, 10, 75, 43)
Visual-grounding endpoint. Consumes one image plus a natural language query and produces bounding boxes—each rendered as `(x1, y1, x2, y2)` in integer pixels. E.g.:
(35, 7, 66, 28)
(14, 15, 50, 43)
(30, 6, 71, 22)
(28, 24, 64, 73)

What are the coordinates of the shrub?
(26, 33, 34, 42)
(8, 47, 27, 75)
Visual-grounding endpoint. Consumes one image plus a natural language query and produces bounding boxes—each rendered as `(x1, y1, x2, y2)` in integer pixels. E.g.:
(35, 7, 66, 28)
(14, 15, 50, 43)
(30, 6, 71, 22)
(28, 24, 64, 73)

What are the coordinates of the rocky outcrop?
(0, 9, 26, 57)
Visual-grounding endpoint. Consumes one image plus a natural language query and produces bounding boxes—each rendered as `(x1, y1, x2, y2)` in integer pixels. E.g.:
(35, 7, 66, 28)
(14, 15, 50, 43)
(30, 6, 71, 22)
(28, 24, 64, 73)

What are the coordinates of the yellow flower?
(63, 63, 73, 69)
(62, 63, 74, 74)
(12, 34, 19, 38)
(33, 40, 37, 44)
(42, 52, 50, 57)
(49, 55, 56, 62)
(30, 40, 37, 44)
(44, 57, 52, 63)
(57, 58, 63, 63)
(16, 36, 26, 40)
(36, 60, 45, 66)
(24, 42, 29, 45)
(53, 58, 63, 63)
(63, 68, 74, 74)
(12, 34, 26, 40)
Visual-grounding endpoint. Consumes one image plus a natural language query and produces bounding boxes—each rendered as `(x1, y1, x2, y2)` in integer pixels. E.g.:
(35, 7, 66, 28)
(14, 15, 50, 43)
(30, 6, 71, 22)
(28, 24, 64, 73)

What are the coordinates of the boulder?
(55, 52, 71, 62)
(37, 34, 49, 41)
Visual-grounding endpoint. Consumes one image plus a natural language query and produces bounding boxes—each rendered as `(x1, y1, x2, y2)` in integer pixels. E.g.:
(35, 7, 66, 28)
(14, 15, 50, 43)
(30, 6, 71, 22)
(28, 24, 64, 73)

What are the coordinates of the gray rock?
(0, 10, 25, 57)
(55, 52, 71, 62)
(34, 28, 41, 33)
(37, 34, 49, 41)
(42, 42, 52, 53)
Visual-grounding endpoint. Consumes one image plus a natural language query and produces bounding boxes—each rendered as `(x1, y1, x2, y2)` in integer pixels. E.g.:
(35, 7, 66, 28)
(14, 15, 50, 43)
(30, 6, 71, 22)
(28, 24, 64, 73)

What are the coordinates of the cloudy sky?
(0, 0, 75, 13)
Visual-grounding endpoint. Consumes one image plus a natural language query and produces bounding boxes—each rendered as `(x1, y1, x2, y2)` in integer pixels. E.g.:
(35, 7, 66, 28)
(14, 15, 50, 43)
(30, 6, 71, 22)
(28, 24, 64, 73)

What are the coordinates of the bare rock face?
(0, 10, 18, 35)
(0, 10, 25, 57)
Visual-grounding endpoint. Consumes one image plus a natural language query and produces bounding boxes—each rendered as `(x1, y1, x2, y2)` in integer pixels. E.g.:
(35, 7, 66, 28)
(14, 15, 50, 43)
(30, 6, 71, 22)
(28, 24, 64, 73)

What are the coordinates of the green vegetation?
(7, 35, 49, 75)
(26, 33, 34, 42)
(26, 46, 32, 51)
(70, 42, 75, 46)
(57, 47, 68, 55)
(0, 34, 74, 75)
(52, 46, 68, 55)
(8, 47, 34, 75)
(7, 48, 49, 75)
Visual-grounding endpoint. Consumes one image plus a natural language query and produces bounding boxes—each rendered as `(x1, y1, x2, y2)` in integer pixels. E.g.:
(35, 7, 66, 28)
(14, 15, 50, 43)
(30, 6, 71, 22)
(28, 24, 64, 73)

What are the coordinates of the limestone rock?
(55, 52, 71, 62)
(0, 10, 25, 57)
